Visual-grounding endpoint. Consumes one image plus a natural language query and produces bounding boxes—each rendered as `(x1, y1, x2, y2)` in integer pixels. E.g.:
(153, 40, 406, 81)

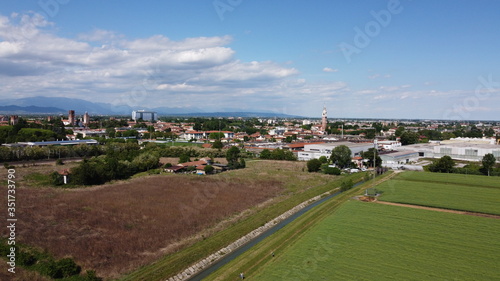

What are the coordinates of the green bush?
(18, 250, 37, 266)
(307, 159, 322, 172)
(57, 257, 81, 278)
(323, 167, 341, 175)
(340, 179, 354, 192)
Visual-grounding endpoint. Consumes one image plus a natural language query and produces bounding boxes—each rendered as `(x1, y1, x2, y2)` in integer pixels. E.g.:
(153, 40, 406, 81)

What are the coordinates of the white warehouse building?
(398, 138, 500, 162)
(298, 142, 374, 161)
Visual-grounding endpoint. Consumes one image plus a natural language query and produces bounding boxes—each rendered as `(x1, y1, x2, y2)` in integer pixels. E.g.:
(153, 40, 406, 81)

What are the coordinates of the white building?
(378, 140, 402, 151)
(180, 131, 234, 140)
(379, 150, 419, 167)
(398, 138, 500, 162)
(298, 142, 374, 161)
(132, 110, 158, 122)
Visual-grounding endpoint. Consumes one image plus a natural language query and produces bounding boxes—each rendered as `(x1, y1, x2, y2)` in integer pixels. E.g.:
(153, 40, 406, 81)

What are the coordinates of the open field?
(121, 162, 366, 281)
(203, 172, 396, 281)
(0, 160, 345, 279)
(394, 171, 500, 189)
(3, 161, 80, 187)
(376, 172, 500, 215)
(252, 200, 500, 281)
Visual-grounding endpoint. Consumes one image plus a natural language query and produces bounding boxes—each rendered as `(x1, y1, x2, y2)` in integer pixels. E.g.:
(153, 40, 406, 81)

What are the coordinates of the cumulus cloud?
(323, 67, 338, 72)
(0, 12, 301, 110)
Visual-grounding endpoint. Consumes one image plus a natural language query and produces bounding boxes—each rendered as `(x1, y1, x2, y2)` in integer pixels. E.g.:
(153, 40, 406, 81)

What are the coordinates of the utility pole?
(373, 139, 378, 185)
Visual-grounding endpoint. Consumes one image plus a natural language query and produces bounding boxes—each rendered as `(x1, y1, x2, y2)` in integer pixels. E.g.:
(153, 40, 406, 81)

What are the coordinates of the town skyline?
(0, 1, 499, 120)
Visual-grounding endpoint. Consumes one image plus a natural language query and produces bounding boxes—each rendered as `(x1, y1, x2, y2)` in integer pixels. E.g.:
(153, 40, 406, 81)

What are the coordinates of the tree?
(209, 132, 225, 140)
(179, 154, 190, 163)
(362, 148, 382, 168)
(260, 149, 272, 159)
(307, 158, 322, 172)
(330, 145, 352, 168)
(318, 156, 328, 164)
(395, 126, 405, 137)
(400, 131, 419, 145)
(226, 146, 243, 169)
(428, 155, 455, 173)
(212, 140, 223, 149)
(481, 153, 496, 176)
(204, 165, 214, 174)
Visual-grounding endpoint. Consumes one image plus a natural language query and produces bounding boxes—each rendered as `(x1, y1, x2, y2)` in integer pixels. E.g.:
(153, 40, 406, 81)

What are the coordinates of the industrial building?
(398, 138, 500, 162)
(379, 150, 420, 167)
(132, 110, 158, 122)
(2, 139, 98, 148)
(297, 142, 374, 161)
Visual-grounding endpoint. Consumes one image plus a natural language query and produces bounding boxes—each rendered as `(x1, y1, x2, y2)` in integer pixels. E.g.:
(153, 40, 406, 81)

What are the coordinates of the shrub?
(323, 167, 341, 175)
(340, 179, 354, 192)
(57, 257, 81, 278)
(204, 165, 214, 174)
(318, 156, 328, 163)
(17, 250, 37, 266)
(307, 159, 322, 172)
(179, 154, 190, 163)
(50, 171, 65, 186)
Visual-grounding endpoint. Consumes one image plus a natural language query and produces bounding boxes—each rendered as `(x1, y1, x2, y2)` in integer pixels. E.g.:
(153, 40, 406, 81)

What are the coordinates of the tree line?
(427, 154, 499, 176)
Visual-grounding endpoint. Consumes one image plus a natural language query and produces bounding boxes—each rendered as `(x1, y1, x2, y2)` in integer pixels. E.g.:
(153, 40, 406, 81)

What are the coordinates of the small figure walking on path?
(272, 251, 275, 257)
(240, 272, 245, 279)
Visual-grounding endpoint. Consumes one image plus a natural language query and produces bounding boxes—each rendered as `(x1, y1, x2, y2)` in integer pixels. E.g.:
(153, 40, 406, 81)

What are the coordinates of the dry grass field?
(0, 160, 333, 279)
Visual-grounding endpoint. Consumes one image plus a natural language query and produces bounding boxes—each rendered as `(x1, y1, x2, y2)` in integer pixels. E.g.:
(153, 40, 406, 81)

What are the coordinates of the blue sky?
(0, 0, 499, 120)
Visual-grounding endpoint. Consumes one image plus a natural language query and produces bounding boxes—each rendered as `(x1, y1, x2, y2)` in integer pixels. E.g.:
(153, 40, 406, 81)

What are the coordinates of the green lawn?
(253, 200, 500, 281)
(376, 172, 500, 215)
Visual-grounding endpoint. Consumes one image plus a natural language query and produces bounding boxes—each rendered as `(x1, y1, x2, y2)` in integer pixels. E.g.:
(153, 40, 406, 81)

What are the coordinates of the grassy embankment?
(120, 162, 370, 281)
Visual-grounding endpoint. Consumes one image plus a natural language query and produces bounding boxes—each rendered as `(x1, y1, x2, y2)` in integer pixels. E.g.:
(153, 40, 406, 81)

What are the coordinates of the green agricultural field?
(394, 171, 500, 189)
(376, 172, 500, 215)
(252, 201, 500, 281)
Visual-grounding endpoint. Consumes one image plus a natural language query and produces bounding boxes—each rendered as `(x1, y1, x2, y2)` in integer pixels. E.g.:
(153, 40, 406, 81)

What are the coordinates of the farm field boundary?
(393, 171, 500, 189)
(376, 201, 500, 219)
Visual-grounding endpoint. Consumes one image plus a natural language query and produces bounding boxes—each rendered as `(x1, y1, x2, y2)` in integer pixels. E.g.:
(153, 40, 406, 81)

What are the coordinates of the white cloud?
(0, 12, 300, 111)
(323, 67, 338, 73)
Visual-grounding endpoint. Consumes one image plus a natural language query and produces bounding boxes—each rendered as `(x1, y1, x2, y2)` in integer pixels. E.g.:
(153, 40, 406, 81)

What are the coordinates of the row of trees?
(259, 148, 297, 161)
(58, 152, 160, 186)
(306, 145, 381, 174)
(427, 154, 499, 176)
(0, 117, 70, 144)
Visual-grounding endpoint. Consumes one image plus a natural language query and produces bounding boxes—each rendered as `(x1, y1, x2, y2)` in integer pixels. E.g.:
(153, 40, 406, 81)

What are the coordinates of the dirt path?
(376, 201, 500, 219)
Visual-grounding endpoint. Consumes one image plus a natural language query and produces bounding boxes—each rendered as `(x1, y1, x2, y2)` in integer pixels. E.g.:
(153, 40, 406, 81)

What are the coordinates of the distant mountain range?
(0, 96, 302, 118)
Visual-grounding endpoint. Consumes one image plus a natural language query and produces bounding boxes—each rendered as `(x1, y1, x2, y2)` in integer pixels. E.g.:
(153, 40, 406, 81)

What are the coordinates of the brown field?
(1, 160, 334, 279)
(0, 262, 50, 281)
